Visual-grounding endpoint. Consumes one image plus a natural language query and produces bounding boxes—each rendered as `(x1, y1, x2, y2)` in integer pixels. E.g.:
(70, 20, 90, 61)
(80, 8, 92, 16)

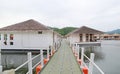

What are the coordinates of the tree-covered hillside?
(51, 27, 78, 36)
(107, 29, 120, 34)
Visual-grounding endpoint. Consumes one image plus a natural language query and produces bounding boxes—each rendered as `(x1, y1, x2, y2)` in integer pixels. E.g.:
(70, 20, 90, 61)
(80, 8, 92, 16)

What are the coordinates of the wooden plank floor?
(40, 39, 82, 74)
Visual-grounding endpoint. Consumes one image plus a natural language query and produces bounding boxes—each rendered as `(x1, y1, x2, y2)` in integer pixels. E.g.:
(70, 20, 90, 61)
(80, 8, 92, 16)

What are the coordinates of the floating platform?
(75, 42, 101, 47)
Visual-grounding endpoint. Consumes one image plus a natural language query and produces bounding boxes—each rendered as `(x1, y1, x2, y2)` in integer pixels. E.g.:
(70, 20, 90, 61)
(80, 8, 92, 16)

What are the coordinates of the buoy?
(82, 67, 88, 74)
(36, 65, 42, 74)
(44, 58, 49, 65)
(77, 59, 81, 65)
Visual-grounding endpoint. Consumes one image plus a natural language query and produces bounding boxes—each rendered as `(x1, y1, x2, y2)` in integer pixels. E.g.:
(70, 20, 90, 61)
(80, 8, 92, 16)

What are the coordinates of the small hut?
(100, 33, 120, 40)
(66, 26, 103, 45)
(0, 19, 61, 51)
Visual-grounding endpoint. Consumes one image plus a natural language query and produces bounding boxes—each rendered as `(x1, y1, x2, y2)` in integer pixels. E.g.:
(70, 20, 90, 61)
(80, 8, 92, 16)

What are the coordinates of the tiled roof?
(0, 19, 50, 31)
(66, 26, 104, 36)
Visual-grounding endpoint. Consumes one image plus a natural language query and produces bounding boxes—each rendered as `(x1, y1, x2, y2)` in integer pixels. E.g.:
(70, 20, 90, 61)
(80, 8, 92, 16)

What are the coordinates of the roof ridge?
(0, 19, 51, 31)
(66, 26, 104, 36)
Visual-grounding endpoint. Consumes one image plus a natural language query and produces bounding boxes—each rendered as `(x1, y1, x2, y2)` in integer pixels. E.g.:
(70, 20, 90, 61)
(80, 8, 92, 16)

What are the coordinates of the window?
(4, 41, 7, 45)
(38, 31, 42, 34)
(80, 34, 83, 42)
(10, 34, 14, 40)
(4, 34, 7, 40)
(86, 34, 89, 41)
(10, 42, 14, 45)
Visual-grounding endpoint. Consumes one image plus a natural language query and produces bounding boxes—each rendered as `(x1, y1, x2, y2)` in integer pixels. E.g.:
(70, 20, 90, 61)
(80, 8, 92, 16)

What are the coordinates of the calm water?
(1, 40, 120, 74)
(93, 40, 120, 74)
(1, 53, 47, 69)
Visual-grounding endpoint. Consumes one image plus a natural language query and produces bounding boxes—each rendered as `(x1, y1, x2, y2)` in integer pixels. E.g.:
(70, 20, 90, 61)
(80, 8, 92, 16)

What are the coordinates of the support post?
(27, 52, 33, 74)
(75, 43, 77, 56)
(81, 47, 84, 67)
(0, 49, 2, 73)
(47, 49, 49, 60)
(0, 49, 1, 65)
(73, 44, 75, 53)
(89, 53, 95, 74)
(77, 45, 79, 60)
(51, 46, 53, 56)
(41, 50, 44, 67)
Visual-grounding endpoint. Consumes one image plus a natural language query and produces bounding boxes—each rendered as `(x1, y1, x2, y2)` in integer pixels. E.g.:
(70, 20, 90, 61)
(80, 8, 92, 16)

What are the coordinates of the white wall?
(53, 33, 62, 49)
(0, 30, 53, 49)
(69, 34, 79, 45)
(82, 33, 86, 42)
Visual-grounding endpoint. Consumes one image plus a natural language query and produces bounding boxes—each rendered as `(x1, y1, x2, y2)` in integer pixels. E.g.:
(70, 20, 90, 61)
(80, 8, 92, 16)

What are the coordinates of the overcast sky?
(0, 0, 120, 31)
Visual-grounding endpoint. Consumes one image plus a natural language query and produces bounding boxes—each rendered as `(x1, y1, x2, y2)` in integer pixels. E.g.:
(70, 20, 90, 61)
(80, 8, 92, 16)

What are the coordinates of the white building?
(0, 19, 61, 51)
(66, 26, 103, 46)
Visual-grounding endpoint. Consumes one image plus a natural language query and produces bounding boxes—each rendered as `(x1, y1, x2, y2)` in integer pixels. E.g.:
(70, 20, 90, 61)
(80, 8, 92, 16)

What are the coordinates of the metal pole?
(27, 52, 33, 74)
(47, 49, 49, 60)
(89, 53, 95, 74)
(51, 46, 53, 56)
(0, 49, 2, 73)
(75, 43, 77, 56)
(77, 45, 79, 60)
(81, 47, 84, 67)
(0, 49, 1, 65)
(41, 50, 44, 67)
(73, 44, 75, 53)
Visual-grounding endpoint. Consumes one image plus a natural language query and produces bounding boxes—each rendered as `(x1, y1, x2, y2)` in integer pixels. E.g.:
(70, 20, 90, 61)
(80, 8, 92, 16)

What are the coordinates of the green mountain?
(107, 29, 120, 34)
(51, 27, 78, 36)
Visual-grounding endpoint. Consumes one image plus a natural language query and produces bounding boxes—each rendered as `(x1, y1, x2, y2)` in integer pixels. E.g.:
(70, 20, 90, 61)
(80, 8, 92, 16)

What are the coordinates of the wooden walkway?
(40, 39, 82, 74)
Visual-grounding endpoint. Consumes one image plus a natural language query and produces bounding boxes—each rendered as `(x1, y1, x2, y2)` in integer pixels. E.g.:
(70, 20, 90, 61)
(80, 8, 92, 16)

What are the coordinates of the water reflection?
(79, 46, 105, 62)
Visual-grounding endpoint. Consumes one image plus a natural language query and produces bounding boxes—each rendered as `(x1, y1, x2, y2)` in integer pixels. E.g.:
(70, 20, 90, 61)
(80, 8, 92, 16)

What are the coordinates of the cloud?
(0, 0, 120, 31)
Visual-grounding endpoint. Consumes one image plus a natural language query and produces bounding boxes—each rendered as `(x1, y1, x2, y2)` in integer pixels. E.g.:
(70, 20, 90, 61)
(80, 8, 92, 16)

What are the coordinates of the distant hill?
(51, 27, 78, 36)
(107, 29, 120, 34)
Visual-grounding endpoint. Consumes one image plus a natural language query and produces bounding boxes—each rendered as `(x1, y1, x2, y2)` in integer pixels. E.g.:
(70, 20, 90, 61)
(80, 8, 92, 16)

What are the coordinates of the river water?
(1, 40, 120, 74)
(93, 40, 120, 74)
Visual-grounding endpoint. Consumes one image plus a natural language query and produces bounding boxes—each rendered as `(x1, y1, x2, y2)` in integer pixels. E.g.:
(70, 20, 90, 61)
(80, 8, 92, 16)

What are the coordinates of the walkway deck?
(40, 39, 82, 74)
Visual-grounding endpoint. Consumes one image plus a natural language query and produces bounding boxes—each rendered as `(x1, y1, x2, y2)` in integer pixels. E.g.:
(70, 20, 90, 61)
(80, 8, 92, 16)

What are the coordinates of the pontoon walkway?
(40, 40, 82, 74)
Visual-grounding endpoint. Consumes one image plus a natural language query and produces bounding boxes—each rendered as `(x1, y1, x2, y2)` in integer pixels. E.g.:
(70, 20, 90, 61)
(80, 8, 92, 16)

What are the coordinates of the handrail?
(73, 44, 104, 74)
(82, 61, 89, 69)
(15, 53, 42, 71)
(26, 60, 42, 74)
(32, 60, 42, 69)
(32, 53, 41, 60)
(15, 50, 44, 74)
(15, 60, 29, 71)
(83, 54, 104, 74)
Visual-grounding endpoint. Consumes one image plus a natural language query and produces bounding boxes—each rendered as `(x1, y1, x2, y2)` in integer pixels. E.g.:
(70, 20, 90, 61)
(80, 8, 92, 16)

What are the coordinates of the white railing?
(14, 49, 49, 74)
(0, 49, 2, 73)
(73, 44, 104, 74)
(83, 53, 104, 74)
(0, 45, 56, 74)
(0, 46, 55, 74)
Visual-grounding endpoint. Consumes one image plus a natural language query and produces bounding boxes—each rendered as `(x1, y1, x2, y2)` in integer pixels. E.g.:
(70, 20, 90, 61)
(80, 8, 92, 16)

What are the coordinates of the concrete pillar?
(83, 33, 86, 42)
(0, 49, 2, 73)
(89, 53, 95, 74)
(41, 50, 44, 67)
(0, 65, 2, 73)
(27, 52, 32, 74)
(81, 47, 84, 67)
(47, 49, 49, 60)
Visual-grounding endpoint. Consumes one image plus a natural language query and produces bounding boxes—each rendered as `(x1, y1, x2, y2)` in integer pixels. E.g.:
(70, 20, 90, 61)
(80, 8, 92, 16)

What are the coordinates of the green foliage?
(51, 27, 78, 36)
